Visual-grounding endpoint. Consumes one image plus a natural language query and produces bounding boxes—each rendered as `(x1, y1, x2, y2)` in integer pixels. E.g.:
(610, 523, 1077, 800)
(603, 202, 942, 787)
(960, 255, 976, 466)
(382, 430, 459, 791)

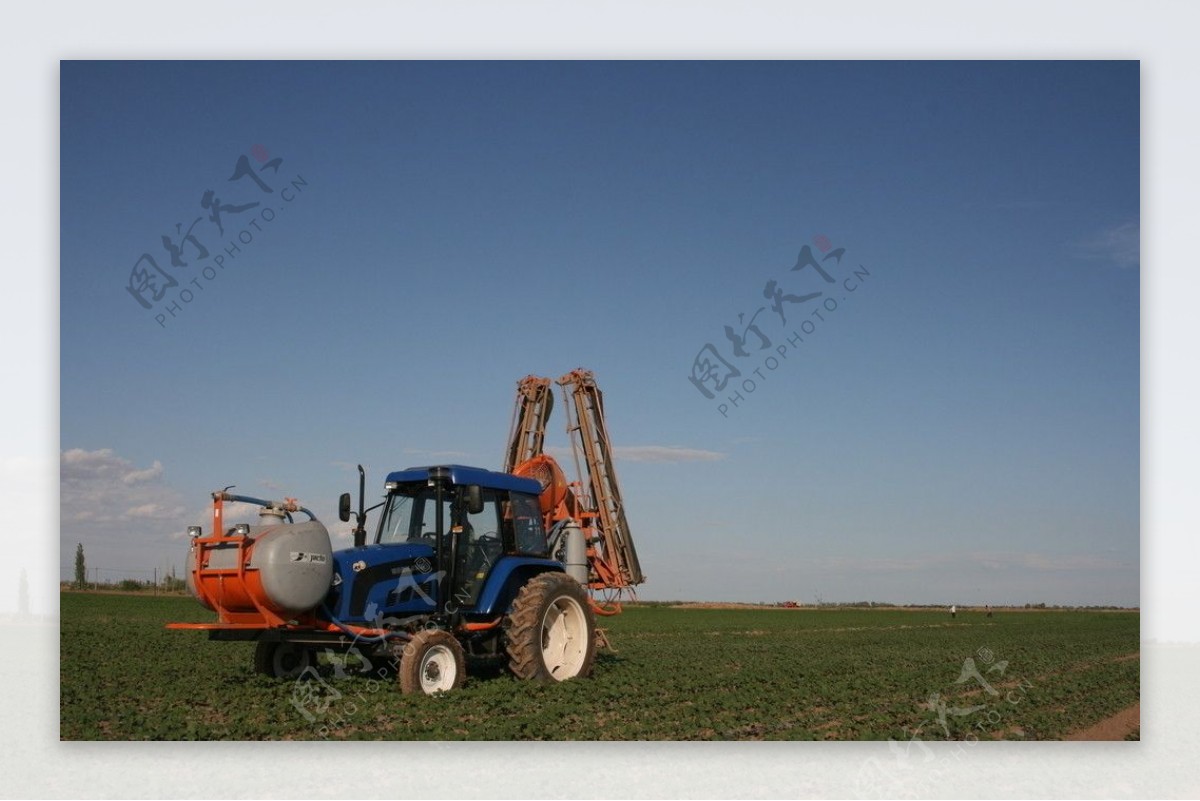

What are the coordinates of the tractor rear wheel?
(253, 640, 313, 679)
(505, 572, 596, 682)
(399, 629, 466, 695)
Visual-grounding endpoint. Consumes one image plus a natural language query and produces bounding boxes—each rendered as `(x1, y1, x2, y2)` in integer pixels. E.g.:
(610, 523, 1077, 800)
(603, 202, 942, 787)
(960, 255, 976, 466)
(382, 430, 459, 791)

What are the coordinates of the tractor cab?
(330, 465, 555, 626)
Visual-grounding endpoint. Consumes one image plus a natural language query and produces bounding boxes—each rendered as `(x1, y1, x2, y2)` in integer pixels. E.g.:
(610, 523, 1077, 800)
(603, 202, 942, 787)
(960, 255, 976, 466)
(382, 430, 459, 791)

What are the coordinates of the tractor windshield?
(504, 492, 548, 555)
(376, 485, 445, 545)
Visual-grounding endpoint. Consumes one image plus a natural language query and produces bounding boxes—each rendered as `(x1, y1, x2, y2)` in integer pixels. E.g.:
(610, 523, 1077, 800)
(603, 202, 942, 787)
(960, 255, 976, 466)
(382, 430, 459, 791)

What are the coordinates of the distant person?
(986, 604, 993, 618)
(950, 604, 957, 619)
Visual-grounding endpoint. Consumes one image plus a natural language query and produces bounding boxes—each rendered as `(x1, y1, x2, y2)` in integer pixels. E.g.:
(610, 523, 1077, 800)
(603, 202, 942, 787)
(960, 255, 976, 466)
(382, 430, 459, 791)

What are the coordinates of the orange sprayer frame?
(505, 369, 645, 614)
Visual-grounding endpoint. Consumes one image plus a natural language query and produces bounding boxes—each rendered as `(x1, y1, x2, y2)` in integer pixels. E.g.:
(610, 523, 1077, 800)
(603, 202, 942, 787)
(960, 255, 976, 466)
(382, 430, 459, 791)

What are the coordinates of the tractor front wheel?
(253, 640, 313, 679)
(399, 629, 466, 695)
(505, 572, 597, 682)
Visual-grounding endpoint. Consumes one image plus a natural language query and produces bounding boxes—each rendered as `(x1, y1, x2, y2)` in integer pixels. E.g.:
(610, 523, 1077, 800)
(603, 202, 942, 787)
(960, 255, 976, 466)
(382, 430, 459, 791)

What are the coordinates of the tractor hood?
(324, 541, 438, 625)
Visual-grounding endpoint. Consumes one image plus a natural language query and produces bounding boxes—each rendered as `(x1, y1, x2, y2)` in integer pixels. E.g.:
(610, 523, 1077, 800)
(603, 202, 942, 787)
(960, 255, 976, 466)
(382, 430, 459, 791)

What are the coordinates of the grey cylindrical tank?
(248, 520, 335, 615)
(562, 521, 588, 586)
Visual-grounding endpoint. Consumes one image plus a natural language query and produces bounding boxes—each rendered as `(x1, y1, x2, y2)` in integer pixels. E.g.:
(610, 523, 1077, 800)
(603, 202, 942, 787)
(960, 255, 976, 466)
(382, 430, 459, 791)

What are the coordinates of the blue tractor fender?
(473, 556, 566, 617)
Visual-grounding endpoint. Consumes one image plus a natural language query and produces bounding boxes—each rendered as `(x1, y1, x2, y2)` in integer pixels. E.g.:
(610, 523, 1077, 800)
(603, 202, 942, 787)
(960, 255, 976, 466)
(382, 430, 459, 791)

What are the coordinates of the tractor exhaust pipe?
(353, 464, 367, 548)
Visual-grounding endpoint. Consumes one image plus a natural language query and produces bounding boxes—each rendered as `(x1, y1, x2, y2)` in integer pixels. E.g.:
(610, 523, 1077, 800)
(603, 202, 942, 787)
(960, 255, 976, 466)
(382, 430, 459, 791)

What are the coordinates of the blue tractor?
(332, 462, 599, 693)
(169, 370, 642, 695)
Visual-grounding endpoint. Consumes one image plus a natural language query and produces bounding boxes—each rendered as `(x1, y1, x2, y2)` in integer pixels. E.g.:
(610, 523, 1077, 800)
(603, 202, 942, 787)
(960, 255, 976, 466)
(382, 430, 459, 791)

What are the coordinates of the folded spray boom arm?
(503, 369, 644, 590)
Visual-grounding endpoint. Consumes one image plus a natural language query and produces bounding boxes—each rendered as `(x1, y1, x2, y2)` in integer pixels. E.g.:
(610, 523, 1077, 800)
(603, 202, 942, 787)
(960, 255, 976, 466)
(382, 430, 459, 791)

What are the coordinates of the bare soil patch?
(1063, 703, 1140, 741)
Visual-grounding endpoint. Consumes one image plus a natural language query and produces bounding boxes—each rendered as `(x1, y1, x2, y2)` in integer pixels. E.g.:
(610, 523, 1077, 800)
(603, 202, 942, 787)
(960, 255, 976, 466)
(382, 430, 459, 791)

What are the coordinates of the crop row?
(60, 594, 1139, 740)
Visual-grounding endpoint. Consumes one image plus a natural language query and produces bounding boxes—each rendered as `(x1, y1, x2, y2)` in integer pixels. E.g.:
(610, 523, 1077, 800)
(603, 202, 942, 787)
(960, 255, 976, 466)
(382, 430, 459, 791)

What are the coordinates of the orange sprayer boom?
(558, 369, 644, 588)
(504, 375, 555, 473)
(504, 369, 645, 595)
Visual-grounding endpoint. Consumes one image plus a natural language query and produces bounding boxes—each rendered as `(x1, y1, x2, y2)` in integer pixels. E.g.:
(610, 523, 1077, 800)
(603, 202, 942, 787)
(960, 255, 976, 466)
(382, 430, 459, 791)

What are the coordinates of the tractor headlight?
(187, 525, 202, 538)
(235, 523, 251, 536)
(385, 481, 398, 491)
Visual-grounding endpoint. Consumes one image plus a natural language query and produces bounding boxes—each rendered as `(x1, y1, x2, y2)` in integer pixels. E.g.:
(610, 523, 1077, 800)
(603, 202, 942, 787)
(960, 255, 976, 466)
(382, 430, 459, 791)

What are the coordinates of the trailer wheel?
(399, 629, 466, 695)
(505, 572, 596, 682)
(253, 640, 313, 679)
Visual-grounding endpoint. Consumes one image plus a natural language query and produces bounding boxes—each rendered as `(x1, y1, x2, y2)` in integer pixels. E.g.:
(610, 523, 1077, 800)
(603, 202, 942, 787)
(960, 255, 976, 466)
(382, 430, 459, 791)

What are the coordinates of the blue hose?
(217, 492, 317, 522)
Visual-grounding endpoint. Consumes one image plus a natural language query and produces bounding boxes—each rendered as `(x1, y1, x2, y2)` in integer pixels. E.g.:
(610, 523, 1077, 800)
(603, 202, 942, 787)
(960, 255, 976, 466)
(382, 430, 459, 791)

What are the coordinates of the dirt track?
(1063, 703, 1140, 740)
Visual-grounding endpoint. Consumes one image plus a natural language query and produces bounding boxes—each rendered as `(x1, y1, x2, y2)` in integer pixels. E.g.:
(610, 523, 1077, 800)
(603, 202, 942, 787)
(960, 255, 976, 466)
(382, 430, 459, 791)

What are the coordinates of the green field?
(60, 592, 1139, 740)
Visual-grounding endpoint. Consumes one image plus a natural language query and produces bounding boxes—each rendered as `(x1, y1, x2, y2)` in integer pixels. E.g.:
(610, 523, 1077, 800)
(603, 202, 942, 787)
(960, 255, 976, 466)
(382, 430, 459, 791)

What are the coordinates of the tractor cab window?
(418, 492, 448, 542)
(377, 486, 547, 557)
(503, 492, 548, 556)
(377, 490, 412, 544)
(376, 485, 447, 545)
(463, 491, 500, 543)
(449, 488, 504, 609)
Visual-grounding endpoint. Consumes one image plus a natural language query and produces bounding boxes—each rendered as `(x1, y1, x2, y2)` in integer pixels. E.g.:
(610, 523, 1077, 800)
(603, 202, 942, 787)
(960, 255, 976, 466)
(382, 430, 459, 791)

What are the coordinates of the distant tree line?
(64, 545, 187, 593)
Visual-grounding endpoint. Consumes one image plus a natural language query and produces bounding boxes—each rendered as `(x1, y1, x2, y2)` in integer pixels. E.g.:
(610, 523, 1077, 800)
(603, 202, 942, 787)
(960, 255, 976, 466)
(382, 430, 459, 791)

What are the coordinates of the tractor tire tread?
(505, 571, 596, 682)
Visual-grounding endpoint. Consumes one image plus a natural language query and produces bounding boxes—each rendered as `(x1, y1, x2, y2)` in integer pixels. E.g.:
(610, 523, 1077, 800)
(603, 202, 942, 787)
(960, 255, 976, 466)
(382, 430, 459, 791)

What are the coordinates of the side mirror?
(465, 485, 484, 515)
(338, 492, 352, 523)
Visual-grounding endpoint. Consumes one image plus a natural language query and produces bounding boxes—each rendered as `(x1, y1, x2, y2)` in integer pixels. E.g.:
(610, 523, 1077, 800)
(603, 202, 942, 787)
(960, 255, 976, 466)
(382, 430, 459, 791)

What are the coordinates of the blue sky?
(60, 60, 1139, 605)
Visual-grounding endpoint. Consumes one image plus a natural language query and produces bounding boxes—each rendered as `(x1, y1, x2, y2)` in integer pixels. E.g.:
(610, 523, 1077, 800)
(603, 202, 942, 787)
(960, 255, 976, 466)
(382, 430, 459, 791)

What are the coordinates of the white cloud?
(122, 461, 163, 484)
(60, 448, 192, 579)
(1077, 220, 1139, 268)
(1016, 552, 1126, 571)
(224, 500, 268, 518)
(61, 448, 121, 481)
(122, 502, 185, 520)
(613, 445, 726, 463)
(61, 449, 186, 527)
(810, 550, 1129, 574)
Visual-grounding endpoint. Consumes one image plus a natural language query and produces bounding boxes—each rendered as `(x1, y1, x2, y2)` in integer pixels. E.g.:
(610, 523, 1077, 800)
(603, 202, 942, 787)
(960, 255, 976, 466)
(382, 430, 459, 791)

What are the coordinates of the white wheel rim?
(541, 595, 588, 679)
(419, 644, 457, 693)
